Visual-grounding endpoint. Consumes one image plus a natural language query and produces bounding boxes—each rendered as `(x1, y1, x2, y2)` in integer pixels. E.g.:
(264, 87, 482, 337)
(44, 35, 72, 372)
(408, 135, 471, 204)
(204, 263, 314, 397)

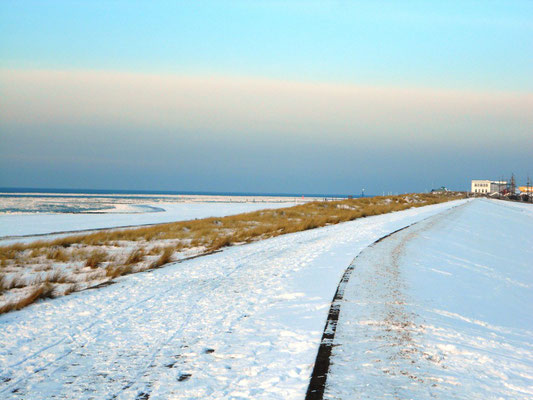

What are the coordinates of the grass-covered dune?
(0, 192, 464, 314)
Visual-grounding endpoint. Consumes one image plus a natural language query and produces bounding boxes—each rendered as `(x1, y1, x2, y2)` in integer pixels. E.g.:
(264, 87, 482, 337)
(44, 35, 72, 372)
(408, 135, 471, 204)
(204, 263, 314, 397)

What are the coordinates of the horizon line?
(0, 186, 379, 199)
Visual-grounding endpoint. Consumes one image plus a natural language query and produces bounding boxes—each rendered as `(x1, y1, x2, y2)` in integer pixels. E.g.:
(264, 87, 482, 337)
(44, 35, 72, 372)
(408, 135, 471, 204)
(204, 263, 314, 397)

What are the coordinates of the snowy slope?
(0, 202, 293, 240)
(325, 198, 533, 399)
(0, 200, 465, 399)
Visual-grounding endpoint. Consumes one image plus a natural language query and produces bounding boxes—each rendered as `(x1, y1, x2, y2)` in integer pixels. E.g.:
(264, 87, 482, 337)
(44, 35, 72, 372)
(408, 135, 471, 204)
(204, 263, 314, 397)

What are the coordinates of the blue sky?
(1, 1, 532, 194)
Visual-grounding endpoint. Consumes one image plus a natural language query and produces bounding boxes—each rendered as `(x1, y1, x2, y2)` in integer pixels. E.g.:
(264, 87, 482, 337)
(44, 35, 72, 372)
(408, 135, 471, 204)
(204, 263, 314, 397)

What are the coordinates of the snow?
(0, 198, 530, 400)
(0, 199, 466, 399)
(325, 198, 533, 399)
(0, 202, 294, 242)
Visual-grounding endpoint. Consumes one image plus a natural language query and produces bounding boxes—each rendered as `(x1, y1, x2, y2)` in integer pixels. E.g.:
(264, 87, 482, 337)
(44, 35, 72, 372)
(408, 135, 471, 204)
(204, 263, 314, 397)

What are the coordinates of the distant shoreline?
(0, 187, 359, 199)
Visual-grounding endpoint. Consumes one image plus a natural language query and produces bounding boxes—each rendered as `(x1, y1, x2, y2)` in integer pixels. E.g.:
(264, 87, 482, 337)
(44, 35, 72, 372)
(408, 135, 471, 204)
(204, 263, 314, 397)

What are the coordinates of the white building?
(471, 180, 507, 194)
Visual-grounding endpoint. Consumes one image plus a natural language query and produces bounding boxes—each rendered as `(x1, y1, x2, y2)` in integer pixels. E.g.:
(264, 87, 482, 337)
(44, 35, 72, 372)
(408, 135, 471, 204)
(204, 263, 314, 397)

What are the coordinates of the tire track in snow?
(0, 281, 185, 396)
(305, 203, 466, 400)
(305, 226, 412, 400)
(107, 259, 254, 400)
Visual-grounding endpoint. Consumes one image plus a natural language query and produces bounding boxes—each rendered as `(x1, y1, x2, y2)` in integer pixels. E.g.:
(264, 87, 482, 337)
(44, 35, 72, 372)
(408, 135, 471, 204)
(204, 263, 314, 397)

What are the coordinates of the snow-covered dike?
(326, 198, 533, 400)
(0, 199, 465, 399)
(0, 202, 294, 242)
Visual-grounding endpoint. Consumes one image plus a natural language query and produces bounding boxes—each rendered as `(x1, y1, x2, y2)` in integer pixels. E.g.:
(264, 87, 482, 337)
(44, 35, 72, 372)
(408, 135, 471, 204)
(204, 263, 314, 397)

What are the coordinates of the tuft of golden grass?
(0, 283, 55, 314)
(125, 248, 144, 265)
(152, 247, 173, 269)
(85, 250, 108, 269)
(0, 273, 6, 293)
(105, 263, 134, 279)
(3, 275, 28, 290)
(148, 246, 162, 255)
(46, 269, 70, 284)
(63, 283, 79, 295)
(47, 248, 69, 262)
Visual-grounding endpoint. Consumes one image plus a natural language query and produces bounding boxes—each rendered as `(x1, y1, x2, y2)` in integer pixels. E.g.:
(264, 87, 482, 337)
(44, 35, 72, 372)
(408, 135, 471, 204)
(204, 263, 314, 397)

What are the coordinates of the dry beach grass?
(0, 193, 464, 314)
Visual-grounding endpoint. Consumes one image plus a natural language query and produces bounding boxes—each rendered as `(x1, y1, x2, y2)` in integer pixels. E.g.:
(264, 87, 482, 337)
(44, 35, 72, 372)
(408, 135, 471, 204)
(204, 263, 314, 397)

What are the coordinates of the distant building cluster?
(470, 175, 532, 202)
(471, 180, 507, 195)
(430, 186, 449, 194)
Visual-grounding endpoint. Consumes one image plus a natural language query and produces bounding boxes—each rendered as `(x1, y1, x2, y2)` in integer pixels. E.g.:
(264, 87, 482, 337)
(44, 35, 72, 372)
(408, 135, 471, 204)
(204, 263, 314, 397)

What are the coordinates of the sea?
(0, 188, 356, 214)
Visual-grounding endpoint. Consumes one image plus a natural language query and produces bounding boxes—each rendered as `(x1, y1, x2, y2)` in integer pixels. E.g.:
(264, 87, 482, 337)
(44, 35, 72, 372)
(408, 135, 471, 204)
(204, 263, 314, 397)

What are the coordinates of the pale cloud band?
(1, 69, 532, 146)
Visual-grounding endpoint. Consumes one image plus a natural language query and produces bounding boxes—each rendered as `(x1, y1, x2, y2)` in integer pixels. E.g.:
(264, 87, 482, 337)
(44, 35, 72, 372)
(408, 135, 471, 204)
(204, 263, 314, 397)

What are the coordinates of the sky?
(1, 1, 532, 195)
